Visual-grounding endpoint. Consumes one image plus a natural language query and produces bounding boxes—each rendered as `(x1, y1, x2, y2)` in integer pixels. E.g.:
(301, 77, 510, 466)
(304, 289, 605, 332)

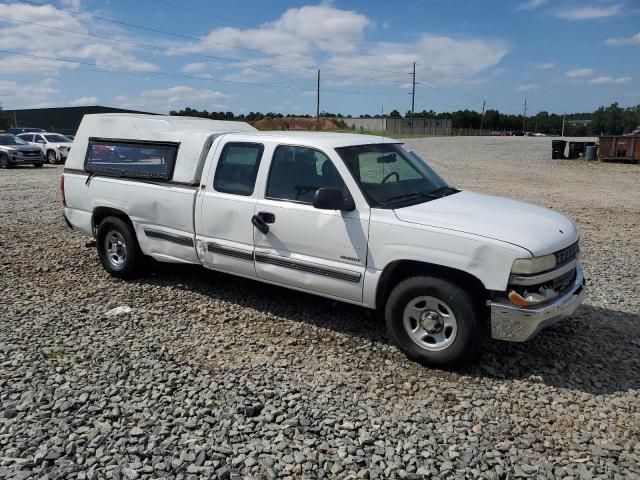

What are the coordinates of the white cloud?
(382, 20, 392, 30)
(112, 85, 230, 112)
(556, 4, 622, 20)
(566, 68, 594, 78)
(588, 76, 631, 85)
(517, 84, 538, 91)
(324, 34, 509, 86)
(519, 0, 546, 10)
(605, 32, 640, 46)
(0, 78, 59, 108)
(222, 67, 273, 82)
(0, 2, 157, 75)
(531, 62, 555, 70)
(70, 96, 99, 106)
(174, 4, 370, 58)
(181, 62, 208, 73)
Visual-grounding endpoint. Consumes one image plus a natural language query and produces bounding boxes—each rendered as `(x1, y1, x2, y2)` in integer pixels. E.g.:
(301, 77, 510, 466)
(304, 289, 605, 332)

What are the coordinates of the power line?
(17, 0, 409, 77)
(0, 49, 407, 96)
(145, 0, 257, 29)
(0, 14, 412, 86)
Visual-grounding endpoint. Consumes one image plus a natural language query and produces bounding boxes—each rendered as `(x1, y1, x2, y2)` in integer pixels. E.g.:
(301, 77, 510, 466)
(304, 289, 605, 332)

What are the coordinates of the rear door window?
(213, 142, 264, 196)
(84, 138, 179, 181)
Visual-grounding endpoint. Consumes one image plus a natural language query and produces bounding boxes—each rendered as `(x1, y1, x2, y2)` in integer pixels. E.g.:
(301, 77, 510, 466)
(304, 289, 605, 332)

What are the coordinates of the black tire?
(47, 150, 57, 164)
(33, 163, 43, 168)
(385, 276, 482, 368)
(0, 155, 10, 169)
(96, 216, 142, 279)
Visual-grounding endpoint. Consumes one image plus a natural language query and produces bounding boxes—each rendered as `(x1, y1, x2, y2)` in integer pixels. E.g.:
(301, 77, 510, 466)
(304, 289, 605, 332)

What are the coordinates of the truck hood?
(1, 145, 42, 153)
(393, 190, 578, 256)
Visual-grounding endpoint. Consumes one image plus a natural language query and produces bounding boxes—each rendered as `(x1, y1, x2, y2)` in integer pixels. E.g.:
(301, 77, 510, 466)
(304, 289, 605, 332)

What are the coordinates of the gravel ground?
(1, 136, 639, 480)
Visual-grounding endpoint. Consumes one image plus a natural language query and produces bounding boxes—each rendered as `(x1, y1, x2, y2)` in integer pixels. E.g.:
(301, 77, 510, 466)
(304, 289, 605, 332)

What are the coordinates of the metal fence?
(342, 117, 453, 136)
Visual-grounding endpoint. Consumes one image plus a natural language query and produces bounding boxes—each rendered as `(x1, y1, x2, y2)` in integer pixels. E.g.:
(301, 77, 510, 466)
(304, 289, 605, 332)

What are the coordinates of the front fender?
(367, 217, 527, 292)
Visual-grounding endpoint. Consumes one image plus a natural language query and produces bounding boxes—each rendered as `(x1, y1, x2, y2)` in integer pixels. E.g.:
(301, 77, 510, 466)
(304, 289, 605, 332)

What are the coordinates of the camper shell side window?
(84, 138, 180, 181)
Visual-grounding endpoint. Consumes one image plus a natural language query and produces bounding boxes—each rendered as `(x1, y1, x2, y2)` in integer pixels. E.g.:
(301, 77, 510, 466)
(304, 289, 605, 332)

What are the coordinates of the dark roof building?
(2, 105, 157, 135)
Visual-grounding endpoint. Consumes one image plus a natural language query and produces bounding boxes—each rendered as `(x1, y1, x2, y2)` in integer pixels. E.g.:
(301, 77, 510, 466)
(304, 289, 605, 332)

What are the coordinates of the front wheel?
(96, 216, 142, 279)
(47, 150, 57, 164)
(385, 276, 482, 368)
(0, 155, 10, 169)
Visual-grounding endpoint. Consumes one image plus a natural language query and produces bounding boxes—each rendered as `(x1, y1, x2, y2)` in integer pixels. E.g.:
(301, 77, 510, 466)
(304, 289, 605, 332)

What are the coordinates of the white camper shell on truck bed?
(62, 114, 585, 367)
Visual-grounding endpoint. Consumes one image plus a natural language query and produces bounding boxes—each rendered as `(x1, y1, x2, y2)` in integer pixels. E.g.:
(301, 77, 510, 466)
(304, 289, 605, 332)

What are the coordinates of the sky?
(1, 0, 639, 116)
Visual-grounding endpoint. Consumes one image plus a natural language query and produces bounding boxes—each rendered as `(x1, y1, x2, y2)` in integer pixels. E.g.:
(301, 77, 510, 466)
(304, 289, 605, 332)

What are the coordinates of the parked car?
(7, 127, 46, 135)
(0, 134, 45, 168)
(62, 114, 585, 367)
(17, 132, 72, 164)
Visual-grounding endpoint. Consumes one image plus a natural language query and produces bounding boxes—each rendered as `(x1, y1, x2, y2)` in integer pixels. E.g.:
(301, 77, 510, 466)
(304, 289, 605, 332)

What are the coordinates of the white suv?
(18, 132, 72, 164)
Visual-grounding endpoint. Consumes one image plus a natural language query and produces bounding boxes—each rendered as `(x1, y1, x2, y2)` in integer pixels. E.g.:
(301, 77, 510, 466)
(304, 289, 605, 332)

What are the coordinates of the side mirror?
(313, 188, 355, 211)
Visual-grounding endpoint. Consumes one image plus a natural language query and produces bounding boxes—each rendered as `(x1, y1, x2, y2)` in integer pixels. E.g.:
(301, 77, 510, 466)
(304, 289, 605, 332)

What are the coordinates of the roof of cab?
(225, 131, 398, 148)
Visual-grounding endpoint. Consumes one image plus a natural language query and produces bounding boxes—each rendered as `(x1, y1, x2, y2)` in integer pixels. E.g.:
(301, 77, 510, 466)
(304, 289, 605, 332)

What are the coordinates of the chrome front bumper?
(490, 265, 586, 342)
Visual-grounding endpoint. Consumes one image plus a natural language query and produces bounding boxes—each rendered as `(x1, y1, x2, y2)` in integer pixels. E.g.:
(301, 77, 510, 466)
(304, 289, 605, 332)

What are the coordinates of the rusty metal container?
(598, 136, 640, 163)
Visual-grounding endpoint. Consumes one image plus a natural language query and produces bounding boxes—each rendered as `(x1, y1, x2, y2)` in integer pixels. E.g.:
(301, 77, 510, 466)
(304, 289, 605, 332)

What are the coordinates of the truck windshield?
(335, 143, 457, 208)
(0, 135, 28, 146)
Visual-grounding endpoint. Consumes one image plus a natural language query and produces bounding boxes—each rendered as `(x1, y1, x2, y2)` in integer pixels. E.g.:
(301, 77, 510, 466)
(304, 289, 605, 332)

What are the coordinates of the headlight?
(511, 254, 556, 275)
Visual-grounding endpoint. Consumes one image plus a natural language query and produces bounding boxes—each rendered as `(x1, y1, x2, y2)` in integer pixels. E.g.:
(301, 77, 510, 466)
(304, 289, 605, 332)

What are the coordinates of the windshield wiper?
(382, 191, 440, 205)
(430, 186, 460, 196)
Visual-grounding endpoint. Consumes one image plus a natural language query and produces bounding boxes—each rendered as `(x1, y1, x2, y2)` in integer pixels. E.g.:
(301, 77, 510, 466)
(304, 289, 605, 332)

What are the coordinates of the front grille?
(552, 268, 577, 293)
(555, 241, 579, 265)
(22, 151, 42, 157)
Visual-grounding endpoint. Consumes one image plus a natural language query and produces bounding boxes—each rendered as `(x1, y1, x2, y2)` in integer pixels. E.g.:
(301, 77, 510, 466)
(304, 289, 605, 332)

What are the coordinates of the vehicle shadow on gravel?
(138, 263, 638, 395)
(461, 305, 639, 395)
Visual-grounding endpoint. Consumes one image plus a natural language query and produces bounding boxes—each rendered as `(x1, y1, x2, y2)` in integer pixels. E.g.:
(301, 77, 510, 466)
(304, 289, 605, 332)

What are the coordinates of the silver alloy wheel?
(47, 151, 57, 164)
(402, 295, 458, 351)
(104, 230, 127, 268)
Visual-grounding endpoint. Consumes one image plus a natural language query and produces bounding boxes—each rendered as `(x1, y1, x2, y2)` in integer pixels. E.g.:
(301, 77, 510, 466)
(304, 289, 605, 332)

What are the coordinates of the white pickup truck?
(62, 114, 585, 367)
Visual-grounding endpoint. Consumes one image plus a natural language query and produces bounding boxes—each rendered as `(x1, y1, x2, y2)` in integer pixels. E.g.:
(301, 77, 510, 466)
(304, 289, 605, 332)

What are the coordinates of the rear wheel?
(47, 150, 57, 164)
(385, 276, 482, 368)
(96, 216, 142, 279)
(0, 155, 9, 169)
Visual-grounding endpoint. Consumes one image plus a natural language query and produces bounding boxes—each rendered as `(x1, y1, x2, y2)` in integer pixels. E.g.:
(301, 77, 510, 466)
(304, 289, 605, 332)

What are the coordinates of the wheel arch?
(92, 206, 134, 237)
(375, 260, 489, 311)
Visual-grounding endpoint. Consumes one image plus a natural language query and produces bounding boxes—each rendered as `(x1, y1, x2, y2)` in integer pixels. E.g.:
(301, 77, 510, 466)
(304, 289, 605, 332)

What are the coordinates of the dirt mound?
(253, 117, 340, 131)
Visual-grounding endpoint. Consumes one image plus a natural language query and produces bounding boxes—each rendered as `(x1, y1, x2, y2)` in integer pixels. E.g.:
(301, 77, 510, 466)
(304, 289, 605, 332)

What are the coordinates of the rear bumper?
(490, 265, 586, 342)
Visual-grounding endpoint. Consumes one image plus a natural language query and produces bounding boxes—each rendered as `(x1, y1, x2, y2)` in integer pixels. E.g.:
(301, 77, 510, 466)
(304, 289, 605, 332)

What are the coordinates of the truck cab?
(62, 114, 585, 367)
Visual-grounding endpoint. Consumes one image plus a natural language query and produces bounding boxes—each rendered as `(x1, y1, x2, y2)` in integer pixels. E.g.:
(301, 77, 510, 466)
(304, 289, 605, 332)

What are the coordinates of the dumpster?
(567, 141, 587, 159)
(552, 140, 566, 159)
(598, 136, 640, 162)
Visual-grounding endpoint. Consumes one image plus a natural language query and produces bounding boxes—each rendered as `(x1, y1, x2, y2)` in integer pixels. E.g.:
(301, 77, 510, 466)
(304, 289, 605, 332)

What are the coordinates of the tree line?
(170, 103, 640, 136)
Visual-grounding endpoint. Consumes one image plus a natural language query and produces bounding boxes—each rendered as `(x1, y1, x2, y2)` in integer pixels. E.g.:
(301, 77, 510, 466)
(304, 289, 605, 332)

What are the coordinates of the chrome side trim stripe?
(144, 229, 194, 247)
(207, 243, 254, 261)
(254, 253, 361, 283)
(509, 259, 577, 286)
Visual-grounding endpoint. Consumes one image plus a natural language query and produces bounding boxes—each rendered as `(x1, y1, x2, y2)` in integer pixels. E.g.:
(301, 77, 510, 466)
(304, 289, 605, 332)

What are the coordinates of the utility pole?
(411, 62, 416, 119)
(408, 62, 416, 133)
(561, 112, 566, 137)
(522, 98, 527, 132)
(316, 69, 320, 131)
(479, 100, 486, 135)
